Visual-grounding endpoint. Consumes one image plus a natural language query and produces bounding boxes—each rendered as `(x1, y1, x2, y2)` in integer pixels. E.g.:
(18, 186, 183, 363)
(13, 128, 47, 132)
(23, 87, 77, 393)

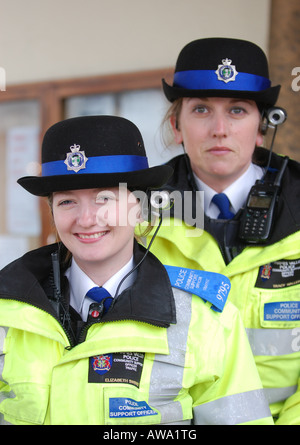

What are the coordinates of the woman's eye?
(96, 191, 117, 204)
(58, 199, 73, 206)
(96, 195, 116, 204)
(193, 105, 208, 114)
(231, 107, 246, 115)
(96, 196, 109, 203)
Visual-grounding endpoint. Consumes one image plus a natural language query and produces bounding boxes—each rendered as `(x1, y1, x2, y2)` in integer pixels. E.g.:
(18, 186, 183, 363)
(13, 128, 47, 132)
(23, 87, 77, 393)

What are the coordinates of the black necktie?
(86, 287, 113, 315)
(212, 193, 235, 219)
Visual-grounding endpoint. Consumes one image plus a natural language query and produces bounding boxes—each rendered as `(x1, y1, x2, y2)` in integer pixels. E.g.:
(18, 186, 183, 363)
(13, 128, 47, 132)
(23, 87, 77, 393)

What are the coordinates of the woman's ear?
(256, 127, 264, 147)
(135, 206, 144, 224)
(170, 115, 183, 144)
(128, 193, 146, 225)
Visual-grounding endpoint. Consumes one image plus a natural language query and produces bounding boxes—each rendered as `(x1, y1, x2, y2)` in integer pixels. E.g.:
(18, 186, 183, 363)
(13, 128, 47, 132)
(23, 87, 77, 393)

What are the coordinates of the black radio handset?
(239, 105, 288, 244)
(239, 156, 289, 244)
(51, 251, 62, 318)
(51, 250, 75, 339)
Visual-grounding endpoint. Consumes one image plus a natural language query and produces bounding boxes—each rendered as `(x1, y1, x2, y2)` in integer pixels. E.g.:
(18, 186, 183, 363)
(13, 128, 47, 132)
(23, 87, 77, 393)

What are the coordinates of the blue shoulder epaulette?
(164, 265, 230, 313)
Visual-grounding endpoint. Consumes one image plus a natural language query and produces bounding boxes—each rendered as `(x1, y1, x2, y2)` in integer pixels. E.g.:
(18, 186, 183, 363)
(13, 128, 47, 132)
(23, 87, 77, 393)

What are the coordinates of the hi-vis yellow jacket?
(145, 148, 300, 424)
(0, 243, 273, 425)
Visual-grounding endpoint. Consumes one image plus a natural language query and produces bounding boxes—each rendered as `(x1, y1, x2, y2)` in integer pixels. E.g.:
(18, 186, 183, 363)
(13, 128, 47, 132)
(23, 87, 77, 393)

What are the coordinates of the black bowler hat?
(163, 38, 280, 107)
(18, 115, 173, 196)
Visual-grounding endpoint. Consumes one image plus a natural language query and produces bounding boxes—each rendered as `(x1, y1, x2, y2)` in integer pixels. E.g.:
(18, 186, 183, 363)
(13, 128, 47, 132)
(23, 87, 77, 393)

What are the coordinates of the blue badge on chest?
(109, 398, 158, 419)
(264, 301, 300, 321)
(165, 265, 230, 312)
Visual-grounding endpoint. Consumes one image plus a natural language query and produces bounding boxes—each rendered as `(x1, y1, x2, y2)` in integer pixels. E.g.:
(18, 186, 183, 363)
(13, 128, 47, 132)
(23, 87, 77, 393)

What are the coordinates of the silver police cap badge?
(215, 58, 238, 83)
(64, 144, 88, 172)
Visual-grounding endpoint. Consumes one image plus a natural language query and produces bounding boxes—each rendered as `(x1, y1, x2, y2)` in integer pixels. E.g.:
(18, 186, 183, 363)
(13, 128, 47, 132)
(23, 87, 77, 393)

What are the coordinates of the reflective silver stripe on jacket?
(264, 386, 297, 405)
(148, 289, 271, 425)
(0, 326, 14, 425)
(148, 288, 191, 424)
(0, 413, 12, 425)
(246, 327, 299, 405)
(246, 327, 300, 356)
(193, 389, 270, 425)
(0, 327, 8, 382)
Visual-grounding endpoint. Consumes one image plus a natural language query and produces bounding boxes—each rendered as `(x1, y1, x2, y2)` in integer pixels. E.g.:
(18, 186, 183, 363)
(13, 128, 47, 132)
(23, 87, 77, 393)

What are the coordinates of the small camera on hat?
(267, 107, 287, 126)
(149, 190, 174, 218)
(261, 107, 287, 134)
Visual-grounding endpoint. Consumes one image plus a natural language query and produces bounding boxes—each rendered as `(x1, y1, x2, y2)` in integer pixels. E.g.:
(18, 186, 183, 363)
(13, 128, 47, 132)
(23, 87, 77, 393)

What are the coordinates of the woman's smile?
(75, 231, 109, 242)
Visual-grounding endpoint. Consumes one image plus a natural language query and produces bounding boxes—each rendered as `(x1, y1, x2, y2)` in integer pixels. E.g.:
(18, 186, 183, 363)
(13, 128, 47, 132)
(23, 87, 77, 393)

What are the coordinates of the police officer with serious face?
(145, 37, 300, 424)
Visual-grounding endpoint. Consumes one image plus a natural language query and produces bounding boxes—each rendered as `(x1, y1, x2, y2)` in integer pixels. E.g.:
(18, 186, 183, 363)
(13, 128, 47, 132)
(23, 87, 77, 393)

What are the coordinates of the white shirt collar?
(65, 256, 136, 321)
(194, 163, 265, 218)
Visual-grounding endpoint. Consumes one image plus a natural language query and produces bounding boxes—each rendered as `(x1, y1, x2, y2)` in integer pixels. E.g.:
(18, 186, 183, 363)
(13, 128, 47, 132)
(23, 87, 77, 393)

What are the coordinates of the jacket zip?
(76, 316, 170, 345)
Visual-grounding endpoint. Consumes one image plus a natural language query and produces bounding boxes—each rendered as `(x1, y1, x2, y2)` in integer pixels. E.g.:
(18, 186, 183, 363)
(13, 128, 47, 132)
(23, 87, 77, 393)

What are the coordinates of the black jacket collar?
(165, 147, 300, 246)
(0, 242, 176, 328)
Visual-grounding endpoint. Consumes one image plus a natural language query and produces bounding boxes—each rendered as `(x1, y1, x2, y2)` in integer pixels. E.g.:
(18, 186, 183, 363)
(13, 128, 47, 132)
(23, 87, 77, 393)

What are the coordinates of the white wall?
(1, 0, 271, 85)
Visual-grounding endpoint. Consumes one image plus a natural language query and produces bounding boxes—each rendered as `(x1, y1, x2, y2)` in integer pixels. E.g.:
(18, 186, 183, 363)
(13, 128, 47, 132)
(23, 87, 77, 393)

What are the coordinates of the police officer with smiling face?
(145, 37, 300, 424)
(0, 115, 273, 425)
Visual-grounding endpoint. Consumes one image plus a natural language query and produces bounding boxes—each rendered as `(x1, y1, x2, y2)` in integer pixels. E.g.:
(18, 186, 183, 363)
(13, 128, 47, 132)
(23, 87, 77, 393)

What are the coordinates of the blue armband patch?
(165, 265, 230, 312)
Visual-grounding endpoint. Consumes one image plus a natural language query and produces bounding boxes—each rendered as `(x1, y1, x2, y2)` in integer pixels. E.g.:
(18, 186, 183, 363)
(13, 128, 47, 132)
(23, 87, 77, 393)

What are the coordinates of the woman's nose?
(211, 113, 228, 138)
(77, 205, 97, 227)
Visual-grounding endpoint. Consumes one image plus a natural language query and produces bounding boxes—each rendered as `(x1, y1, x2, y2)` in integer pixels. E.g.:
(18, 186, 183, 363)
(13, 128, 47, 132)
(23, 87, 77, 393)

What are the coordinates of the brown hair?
(161, 98, 183, 148)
